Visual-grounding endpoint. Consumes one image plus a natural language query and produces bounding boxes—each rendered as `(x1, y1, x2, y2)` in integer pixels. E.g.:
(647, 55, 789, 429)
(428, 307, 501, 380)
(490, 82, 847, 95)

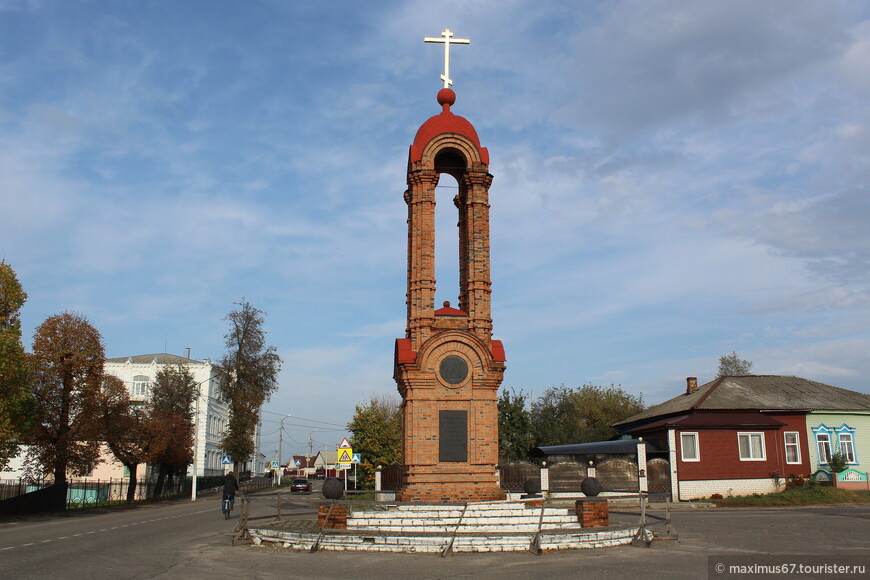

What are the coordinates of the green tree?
(97, 375, 162, 504)
(0, 260, 31, 469)
(531, 384, 645, 446)
(25, 312, 105, 486)
(218, 300, 282, 472)
(347, 396, 401, 488)
(498, 388, 533, 463)
(717, 351, 753, 377)
(149, 365, 197, 496)
(828, 451, 848, 474)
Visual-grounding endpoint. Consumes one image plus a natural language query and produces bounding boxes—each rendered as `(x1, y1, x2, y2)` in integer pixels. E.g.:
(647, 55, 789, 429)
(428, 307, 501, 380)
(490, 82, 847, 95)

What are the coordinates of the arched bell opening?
(434, 148, 467, 180)
(433, 148, 468, 311)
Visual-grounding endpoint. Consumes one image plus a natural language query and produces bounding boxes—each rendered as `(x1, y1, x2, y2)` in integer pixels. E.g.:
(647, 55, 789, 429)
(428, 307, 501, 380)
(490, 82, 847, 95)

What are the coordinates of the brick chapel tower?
(393, 30, 506, 502)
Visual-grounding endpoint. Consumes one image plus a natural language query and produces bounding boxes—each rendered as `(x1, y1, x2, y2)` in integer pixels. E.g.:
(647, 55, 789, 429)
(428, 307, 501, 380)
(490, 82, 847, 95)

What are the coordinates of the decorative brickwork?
(394, 89, 505, 502)
(576, 498, 609, 528)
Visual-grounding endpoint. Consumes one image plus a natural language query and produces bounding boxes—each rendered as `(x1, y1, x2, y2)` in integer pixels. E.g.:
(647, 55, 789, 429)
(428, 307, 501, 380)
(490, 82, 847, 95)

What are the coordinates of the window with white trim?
(738, 432, 766, 461)
(838, 432, 856, 463)
(680, 432, 699, 462)
(816, 432, 832, 464)
(132, 375, 151, 397)
(784, 431, 801, 464)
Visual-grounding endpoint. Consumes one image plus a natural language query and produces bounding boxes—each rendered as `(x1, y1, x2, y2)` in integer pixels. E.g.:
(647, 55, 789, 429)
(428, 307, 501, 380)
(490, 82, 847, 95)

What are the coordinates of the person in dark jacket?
(223, 471, 239, 511)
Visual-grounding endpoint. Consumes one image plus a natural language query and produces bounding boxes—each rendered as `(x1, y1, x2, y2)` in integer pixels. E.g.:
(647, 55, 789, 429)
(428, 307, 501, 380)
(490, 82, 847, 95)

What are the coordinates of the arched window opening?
(434, 149, 466, 309)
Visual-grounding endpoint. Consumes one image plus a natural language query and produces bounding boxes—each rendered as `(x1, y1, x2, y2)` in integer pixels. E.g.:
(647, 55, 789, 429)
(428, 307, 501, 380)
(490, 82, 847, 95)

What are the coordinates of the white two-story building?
(102, 351, 270, 478)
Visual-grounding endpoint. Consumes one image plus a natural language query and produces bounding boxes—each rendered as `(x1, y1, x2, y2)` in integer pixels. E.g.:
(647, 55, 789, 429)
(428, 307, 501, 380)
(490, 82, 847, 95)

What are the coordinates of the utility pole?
(276, 414, 291, 486)
(306, 429, 317, 478)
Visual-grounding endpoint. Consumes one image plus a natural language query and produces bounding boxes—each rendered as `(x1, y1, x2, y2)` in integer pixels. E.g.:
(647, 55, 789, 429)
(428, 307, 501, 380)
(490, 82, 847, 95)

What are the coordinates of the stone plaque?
(439, 355, 468, 385)
(439, 410, 468, 462)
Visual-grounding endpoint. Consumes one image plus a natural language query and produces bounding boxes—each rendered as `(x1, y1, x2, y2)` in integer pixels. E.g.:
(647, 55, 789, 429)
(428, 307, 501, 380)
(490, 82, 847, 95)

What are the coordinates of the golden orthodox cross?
(424, 29, 470, 88)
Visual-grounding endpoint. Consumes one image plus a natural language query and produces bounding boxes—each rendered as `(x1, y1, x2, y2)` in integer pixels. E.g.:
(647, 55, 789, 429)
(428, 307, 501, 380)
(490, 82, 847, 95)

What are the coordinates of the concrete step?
(249, 525, 638, 553)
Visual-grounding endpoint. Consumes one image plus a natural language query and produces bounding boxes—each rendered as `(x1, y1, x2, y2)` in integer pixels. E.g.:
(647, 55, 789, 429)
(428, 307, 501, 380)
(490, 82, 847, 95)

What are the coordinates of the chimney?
(184, 347, 191, 359)
(686, 377, 698, 394)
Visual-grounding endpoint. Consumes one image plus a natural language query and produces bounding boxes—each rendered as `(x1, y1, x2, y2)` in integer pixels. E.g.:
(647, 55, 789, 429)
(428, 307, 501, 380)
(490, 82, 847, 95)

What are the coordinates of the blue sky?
(3, 1, 870, 462)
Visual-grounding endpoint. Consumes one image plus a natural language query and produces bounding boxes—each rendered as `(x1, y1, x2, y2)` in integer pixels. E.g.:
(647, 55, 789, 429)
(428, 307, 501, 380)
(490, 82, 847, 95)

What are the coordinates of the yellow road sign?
(337, 447, 354, 464)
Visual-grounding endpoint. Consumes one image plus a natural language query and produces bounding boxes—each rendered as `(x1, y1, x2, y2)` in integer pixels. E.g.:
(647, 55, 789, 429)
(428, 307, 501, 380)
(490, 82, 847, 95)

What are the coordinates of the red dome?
(409, 90, 489, 164)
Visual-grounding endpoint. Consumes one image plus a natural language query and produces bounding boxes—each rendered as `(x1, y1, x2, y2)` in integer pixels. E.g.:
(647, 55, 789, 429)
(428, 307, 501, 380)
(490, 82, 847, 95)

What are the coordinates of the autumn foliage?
(26, 312, 105, 485)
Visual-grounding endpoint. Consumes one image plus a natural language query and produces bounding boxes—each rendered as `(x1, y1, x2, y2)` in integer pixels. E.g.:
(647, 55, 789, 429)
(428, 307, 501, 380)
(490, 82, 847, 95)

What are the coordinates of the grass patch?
(345, 492, 378, 501)
(704, 486, 870, 507)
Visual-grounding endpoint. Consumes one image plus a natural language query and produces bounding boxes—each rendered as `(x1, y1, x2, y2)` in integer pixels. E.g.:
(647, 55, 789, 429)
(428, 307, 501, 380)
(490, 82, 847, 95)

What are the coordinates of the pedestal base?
(396, 466, 505, 503)
(575, 498, 609, 527)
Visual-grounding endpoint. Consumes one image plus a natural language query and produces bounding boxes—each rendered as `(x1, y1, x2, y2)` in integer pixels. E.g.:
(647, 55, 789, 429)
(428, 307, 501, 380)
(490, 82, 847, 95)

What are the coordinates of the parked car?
(290, 478, 311, 493)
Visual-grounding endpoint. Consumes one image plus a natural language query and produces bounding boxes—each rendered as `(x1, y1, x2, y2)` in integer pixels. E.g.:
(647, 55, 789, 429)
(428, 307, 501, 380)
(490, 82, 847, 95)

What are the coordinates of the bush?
(786, 474, 808, 489)
(828, 452, 848, 474)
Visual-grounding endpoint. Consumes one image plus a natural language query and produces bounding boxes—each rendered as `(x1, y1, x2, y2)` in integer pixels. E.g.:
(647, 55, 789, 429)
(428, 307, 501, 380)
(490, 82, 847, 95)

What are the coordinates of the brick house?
(614, 376, 870, 500)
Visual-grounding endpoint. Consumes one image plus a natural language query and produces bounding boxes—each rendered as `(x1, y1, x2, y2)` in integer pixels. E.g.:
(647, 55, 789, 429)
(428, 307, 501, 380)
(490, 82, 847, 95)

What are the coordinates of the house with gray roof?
(614, 375, 870, 500)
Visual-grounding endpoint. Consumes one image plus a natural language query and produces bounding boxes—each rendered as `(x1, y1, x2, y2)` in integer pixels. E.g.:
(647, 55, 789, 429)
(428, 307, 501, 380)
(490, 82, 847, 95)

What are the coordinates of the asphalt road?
(0, 485, 318, 579)
(2, 493, 868, 580)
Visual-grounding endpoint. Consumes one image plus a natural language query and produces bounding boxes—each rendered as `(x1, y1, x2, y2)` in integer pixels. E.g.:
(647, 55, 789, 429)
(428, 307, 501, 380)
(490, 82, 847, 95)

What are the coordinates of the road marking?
(8, 504, 222, 551)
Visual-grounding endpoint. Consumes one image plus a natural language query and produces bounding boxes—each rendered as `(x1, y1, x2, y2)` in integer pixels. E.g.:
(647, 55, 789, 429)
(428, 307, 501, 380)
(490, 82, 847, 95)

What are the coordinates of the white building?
(0, 352, 264, 481)
(104, 352, 235, 477)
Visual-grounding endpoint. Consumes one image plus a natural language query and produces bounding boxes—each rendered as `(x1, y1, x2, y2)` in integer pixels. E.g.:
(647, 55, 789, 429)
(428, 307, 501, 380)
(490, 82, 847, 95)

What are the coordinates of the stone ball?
(322, 477, 344, 500)
(581, 477, 601, 497)
(523, 477, 542, 495)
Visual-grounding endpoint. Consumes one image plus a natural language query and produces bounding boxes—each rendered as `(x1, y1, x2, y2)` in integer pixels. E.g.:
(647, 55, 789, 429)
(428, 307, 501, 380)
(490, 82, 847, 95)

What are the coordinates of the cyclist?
(222, 471, 239, 518)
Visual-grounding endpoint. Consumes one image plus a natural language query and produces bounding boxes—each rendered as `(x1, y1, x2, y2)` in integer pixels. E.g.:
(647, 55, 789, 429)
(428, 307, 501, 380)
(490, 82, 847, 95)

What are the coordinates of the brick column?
(575, 498, 609, 528)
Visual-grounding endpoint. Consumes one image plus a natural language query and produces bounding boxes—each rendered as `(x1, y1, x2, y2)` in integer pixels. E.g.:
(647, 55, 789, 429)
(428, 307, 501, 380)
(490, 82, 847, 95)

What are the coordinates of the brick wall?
(678, 478, 778, 500)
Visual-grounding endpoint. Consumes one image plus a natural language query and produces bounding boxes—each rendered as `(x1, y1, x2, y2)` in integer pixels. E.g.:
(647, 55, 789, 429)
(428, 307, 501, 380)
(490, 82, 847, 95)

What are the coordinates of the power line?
(259, 410, 346, 428)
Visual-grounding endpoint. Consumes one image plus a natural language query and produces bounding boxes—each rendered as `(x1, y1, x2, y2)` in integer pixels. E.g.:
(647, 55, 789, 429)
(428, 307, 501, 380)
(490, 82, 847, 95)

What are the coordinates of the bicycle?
(222, 495, 234, 519)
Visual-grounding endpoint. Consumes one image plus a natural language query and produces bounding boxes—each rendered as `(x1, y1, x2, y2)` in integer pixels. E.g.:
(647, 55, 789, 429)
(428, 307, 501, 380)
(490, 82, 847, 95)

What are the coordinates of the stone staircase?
(346, 502, 580, 533)
(248, 500, 639, 553)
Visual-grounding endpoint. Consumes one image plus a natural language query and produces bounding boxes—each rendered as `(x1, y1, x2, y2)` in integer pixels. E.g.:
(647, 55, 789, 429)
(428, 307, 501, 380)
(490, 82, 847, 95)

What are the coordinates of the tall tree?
(531, 384, 645, 446)
(218, 300, 282, 472)
(149, 365, 197, 496)
(717, 351, 753, 377)
(347, 396, 402, 487)
(0, 260, 31, 469)
(98, 375, 163, 504)
(25, 312, 105, 485)
(498, 388, 534, 463)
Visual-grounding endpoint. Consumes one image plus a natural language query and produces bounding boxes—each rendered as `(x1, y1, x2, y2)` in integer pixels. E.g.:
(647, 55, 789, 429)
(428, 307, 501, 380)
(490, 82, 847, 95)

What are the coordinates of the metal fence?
(0, 474, 270, 513)
(379, 465, 406, 491)
(499, 462, 541, 492)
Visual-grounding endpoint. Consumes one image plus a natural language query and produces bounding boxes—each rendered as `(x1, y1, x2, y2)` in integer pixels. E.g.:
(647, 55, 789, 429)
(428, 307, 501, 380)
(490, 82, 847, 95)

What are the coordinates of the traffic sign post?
(352, 453, 361, 488)
(337, 439, 353, 490)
